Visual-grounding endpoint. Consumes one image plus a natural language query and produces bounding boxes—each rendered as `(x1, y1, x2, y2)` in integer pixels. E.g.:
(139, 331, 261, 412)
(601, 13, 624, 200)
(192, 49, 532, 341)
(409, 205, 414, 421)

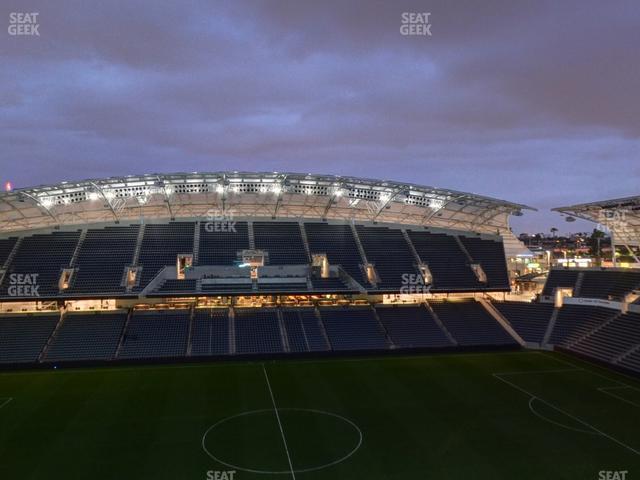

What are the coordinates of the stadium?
(0, 171, 639, 479)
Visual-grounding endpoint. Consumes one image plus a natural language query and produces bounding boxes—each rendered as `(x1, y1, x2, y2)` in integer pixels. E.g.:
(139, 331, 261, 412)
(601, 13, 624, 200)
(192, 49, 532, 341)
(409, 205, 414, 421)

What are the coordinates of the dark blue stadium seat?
(549, 304, 616, 347)
(355, 225, 420, 291)
(118, 310, 189, 359)
(542, 269, 579, 296)
(320, 307, 390, 351)
(253, 222, 308, 265)
(570, 311, 640, 363)
(1, 231, 81, 298)
(0, 237, 18, 266)
(304, 223, 368, 287)
(493, 301, 554, 344)
(199, 221, 249, 266)
(68, 225, 139, 294)
(0, 313, 59, 363)
(45, 312, 126, 361)
(234, 308, 283, 354)
(429, 300, 516, 346)
(579, 270, 640, 300)
(191, 308, 230, 356)
(459, 236, 510, 289)
(136, 223, 195, 290)
(407, 231, 481, 291)
(376, 305, 452, 348)
(282, 308, 330, 352)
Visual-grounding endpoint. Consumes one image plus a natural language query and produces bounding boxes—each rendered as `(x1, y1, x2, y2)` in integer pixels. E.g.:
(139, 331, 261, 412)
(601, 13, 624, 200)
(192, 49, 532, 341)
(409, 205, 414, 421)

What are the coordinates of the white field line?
(497, 361, 640, 408)
(0, 397, 13, 409)
(262, 364, 296, 480)
(527, 397, 598, 435)
(541, 351, 640, 390)
(493, 368, 581, 376)
(493, 373, 640, 456)
(0, 350, 541, 377)
(598, 387, 640, 409)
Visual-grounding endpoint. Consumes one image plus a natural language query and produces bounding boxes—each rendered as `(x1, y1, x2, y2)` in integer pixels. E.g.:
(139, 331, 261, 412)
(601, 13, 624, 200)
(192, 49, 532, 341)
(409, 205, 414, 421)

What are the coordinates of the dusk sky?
(1, 0, 638, 234)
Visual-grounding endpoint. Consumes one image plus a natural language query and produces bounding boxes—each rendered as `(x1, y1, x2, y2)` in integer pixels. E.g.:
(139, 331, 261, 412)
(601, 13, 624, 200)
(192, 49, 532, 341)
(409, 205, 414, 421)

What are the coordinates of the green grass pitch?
(1, 351, 639, 479)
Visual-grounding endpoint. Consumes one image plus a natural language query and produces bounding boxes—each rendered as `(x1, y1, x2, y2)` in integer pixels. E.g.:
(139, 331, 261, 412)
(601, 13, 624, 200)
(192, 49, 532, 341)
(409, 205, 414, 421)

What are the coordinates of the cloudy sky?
(1, 0, 638, 234)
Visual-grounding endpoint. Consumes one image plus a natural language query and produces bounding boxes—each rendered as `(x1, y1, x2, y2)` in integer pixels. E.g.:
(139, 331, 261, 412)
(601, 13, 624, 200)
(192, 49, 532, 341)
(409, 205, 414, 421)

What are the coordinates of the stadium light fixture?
(430, 198, 445, 210)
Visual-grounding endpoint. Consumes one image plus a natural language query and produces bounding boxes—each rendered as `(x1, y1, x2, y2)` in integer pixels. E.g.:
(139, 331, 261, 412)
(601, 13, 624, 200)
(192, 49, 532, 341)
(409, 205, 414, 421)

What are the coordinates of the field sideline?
(0, 350, 639, 479)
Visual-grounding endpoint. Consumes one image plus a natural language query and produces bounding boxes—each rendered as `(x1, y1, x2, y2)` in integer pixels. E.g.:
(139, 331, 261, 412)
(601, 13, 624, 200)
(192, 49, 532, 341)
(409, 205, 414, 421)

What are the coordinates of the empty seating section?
(304, 223, 367, 286)
(569, 311, 640, 363)
(282, 310, 307, 352)
(311, 277, 352, 292)
(45, 313, 126, 361)
(299, 309, 331, 351)
(201, 283, 253, 293)
(118, 310, 189, 359)
(407, 231, 480, 291)
(376, 305, 452, 348)
(620, 348, 640, 372)
(257, 280, 308, 293)
(235, 309, 283, 354)
(549, 305, 615, 347)
(2, 303, 637, 373)
(459, 236, 510, 289)
(0, 221, 517, 297)
(199, 221, 248, 266)
(356, 226, 418, 290)
(191, 309, 230, 356)
(0, 237, 17, 266)
(136, 223, 195, 290)
(282, 309, 330, 352)
(69, 226, 139, 294)
(320, 307, 390, 351)
(253, 222, 308, 265)
(493, 302, 554, 344)
(1, 231, 80, 297)
(579, 270, 640, 300)
(156, 279, 197, 294)
(542, 269, 578, 296)
(0, 314, 59, 363)
(430, 300, 516, 346)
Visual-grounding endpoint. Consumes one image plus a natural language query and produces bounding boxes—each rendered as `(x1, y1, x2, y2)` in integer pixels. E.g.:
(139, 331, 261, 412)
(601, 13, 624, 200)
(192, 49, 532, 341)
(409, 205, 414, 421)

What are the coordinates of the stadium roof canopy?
(0, 172, 534, 236)
(554, 195, 640, 247)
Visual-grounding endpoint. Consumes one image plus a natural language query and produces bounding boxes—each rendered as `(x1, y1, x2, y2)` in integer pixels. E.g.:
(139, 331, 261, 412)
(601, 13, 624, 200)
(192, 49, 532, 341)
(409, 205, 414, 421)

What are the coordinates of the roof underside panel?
(0, 172, 534, 236)
(554, 196, 640, 246)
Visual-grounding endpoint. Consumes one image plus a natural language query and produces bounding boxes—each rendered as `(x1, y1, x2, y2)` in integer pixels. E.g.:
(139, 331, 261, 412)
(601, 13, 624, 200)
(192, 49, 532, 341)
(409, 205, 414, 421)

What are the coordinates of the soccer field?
(1, 351, 639, 479)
